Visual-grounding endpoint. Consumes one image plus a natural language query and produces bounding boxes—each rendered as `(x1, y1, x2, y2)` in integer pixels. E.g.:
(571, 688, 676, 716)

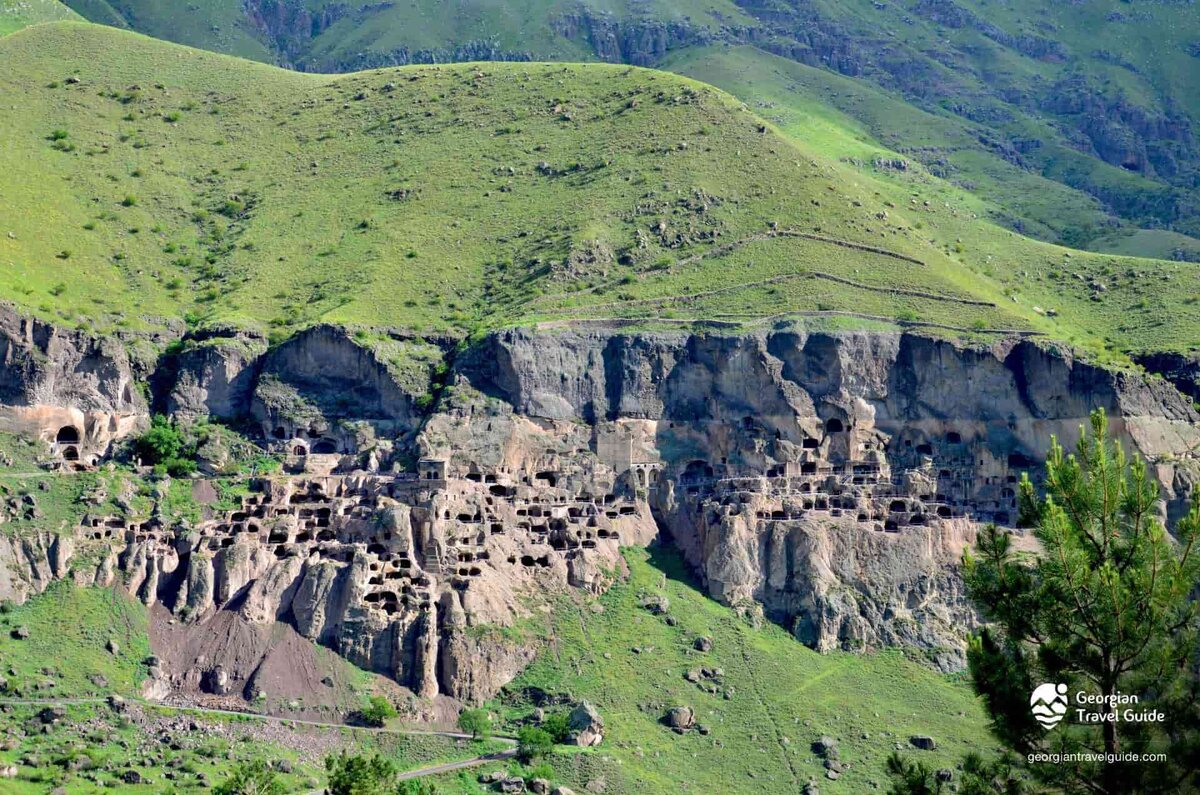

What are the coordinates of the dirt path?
(1, 696, 520, 791)
(299, 747, 518, 794)
(530, 225, 928, 307)
(0, 696, 516, 743)
(397, 749, 517, 781)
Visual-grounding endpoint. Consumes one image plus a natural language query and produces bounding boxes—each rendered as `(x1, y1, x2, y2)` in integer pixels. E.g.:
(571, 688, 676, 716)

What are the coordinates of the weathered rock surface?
(567, 701, 604, 747)
(0, 320, 1197, 703)
(0, 303, 149, 464)
(166, 326, 267, 421)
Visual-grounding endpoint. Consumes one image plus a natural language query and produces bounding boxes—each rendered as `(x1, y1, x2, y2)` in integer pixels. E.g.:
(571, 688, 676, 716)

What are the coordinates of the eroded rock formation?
(0, 316, 1197, 700)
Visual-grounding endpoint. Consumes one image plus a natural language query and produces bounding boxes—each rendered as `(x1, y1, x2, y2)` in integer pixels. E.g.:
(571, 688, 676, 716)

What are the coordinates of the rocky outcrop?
(0, 303, 150, 464)
(166, 327, 267, 421)
(1135, 351, 1200, 403)
(1, 323, 1197, 699)
(548, 10, 720, 66)
(0, 303, 143, 414)
(458, 328, 1200, 666)
(249, 324, 418, 439)
(241, 0, 532, 71)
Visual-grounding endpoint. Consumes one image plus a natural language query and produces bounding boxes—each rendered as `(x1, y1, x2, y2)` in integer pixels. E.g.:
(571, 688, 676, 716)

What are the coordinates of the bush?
(325, 752, 400, 795)
(457, 707, 491, 740)
(133, 415, 197, 476)
(525, 761, 556, 782)
(121, 194, 138, 207)
(214, 759, 285, 795)
(517, 727, 554, 763)
(354, 695, 397, 727)
(541, 711, 571, 744)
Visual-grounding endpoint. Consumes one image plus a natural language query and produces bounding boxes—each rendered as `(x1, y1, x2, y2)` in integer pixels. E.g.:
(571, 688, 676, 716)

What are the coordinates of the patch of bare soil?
(148, 604, 408, 722)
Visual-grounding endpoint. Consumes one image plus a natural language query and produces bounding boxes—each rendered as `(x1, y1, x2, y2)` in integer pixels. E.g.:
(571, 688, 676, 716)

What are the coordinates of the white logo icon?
(1030, 683, 1069, 729)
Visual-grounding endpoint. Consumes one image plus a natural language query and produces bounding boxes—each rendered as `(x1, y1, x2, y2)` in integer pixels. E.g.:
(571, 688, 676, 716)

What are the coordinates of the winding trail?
(530, 225, 929, 307)
(535, 266, 995, 317)
(535, 311, 1043, 337)
(0, 696, 519, 788)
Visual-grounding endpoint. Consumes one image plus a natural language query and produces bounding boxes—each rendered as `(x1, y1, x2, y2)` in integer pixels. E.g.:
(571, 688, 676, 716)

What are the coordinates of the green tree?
(214, 759, 285, 795)
(325, 752, 399, 795)
(397, 781, 437, 795)
(133, 414, 197, 476)
(886, 752, 949, 795)
(457, 707, 491, 740)
(355, 695, 397, 728)
(517, 726, 554, 763)
(887, 751, 1026, 795)
(962, 410, 1200, 794)
(541, 711, 571, 743)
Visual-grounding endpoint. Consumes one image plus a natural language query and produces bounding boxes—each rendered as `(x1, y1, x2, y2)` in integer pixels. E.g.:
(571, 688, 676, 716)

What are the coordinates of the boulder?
(567, 701, 604, 747)
(693, 636, 713, 652)
(37, 707, 65, 724)
(665, 705, 695, 732)
(813, 736, 839, 759)
(202, 666, 231, 696)
(640, 594, 670, 615)
(910, 735, 937, 751)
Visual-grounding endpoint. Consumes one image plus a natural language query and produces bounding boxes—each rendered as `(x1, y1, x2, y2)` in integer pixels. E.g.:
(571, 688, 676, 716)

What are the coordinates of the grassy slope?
(60, 0, 752, 68)
(302, 0, 751, 66)
(471, 547, 993, 794)
(0, 581, 149, 695)
(665, 45, 1120, 244)
(798, 0, 1200, 241)
(2, 22, 1198, 356)
(0, 0, 79, 35)
(57, 0, 1200, 256)
(61, 0, 273, 61)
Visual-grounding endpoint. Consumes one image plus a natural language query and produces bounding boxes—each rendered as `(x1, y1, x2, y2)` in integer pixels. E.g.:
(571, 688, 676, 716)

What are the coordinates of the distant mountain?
(0, 0, 80, 35)
(53, 0, 1200, 259)
(5, 21, 1198, 356)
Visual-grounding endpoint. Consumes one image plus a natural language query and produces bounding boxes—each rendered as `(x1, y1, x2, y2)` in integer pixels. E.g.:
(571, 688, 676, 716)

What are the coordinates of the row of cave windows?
(55, 427, 82, 461)
(290, 440, 340, 456)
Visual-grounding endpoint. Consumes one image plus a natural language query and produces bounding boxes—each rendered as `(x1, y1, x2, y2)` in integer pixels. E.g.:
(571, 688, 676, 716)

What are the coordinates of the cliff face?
(0, 319, 1197, 702)
(464, 328, 1199, 668)
(0, 304, 149, 465)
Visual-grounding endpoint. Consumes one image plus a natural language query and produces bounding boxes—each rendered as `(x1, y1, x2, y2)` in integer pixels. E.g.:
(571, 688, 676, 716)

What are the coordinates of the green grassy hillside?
(56, 0, 1200, 257)
(666, 45, 1123, 247)
(0, 581, 149, 696)
(62, 0, 752, 68)
(1, 21, 1197, 356)
(462, 547, 994, 794)
(0, 0, 79, 35)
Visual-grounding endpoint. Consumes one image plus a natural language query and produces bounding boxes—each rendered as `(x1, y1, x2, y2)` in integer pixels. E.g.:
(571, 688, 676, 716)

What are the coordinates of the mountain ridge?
(49, 0, 1200, 259)
(3, 21, 1198, 362)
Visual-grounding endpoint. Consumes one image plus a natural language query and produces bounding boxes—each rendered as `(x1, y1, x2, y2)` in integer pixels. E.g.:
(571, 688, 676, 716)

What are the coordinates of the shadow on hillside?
(642, 539, 715, 602)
